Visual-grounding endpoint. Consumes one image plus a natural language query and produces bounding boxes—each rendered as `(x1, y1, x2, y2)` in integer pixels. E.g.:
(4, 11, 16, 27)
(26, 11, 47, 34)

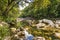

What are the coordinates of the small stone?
(10, 28, 17, 33)
(36, 23, 46, 29)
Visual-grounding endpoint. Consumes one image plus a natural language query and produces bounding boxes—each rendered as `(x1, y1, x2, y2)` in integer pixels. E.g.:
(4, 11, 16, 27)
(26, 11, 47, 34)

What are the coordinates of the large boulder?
(39, 19, 55, 27)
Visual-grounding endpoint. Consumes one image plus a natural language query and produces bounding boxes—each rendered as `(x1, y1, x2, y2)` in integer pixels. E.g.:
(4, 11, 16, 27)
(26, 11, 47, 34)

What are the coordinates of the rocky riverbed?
(1, 18, 60, 40)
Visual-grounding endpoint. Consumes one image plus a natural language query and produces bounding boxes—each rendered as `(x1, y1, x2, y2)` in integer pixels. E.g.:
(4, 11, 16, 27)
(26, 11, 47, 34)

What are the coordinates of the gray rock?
(39, 19, 55, 27)
(36, 23, 46, 29)
(17, 17, 33, 22)
(55, 20, 60, 29)
(16, 17, 34, 25)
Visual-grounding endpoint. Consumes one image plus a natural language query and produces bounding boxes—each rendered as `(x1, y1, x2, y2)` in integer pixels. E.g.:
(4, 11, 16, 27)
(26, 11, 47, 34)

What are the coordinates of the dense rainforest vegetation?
(0, 0, 60, 40)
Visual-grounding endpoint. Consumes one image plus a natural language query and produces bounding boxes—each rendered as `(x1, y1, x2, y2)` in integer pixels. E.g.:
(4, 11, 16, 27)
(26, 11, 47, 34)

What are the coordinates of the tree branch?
(8, 0, 11, 6)
(2, 0, 20, 17)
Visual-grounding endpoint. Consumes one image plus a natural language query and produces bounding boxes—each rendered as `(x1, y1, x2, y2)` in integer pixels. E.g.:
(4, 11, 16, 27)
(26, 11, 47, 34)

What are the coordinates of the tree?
(0, 0, 33, 27)
(0, 0, 32, 39)
(0, 0, 20, 22)
(0, 0, 20, 39)
(20, 0, 60, 19)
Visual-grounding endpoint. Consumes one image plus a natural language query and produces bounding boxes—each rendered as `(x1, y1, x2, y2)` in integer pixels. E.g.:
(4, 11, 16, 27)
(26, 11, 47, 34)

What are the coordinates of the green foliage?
(0, 0, 20, 22)
(16, 22, 27, 28)
(0, 0, 20, 40)
(0, 0, 60, 40)
(0, 26, 10, 40)
(20, 0, 60, 19)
